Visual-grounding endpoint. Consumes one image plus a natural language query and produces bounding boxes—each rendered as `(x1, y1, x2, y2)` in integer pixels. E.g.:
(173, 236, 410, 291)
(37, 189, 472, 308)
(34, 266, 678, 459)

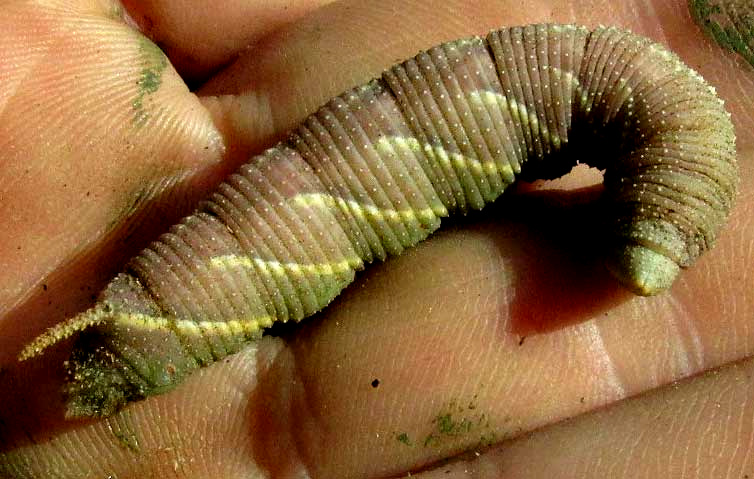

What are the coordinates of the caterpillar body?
(21, 24, 738, 418)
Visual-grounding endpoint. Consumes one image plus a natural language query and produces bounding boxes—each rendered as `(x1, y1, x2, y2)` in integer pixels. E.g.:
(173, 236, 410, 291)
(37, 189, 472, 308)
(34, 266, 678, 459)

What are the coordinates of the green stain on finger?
(132, 37, 168, 126)
(396, 432, 412, 446)
(393, 397, 501, 452)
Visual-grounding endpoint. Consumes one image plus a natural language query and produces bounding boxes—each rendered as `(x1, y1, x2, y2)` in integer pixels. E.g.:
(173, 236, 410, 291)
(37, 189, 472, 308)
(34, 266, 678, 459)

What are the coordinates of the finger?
(0, 340, 287, 478)
(199, 0, 754, 164)
(197, 0, 556, 162)
(282, 176, 754, 475)
(413, 354, 754, 478)
(164, 0, 754, 474)
(3, 189, 752, 476)
(2, 0, 752, 477)
(120, 0, 335, 85)
(0, 0, 223, 359)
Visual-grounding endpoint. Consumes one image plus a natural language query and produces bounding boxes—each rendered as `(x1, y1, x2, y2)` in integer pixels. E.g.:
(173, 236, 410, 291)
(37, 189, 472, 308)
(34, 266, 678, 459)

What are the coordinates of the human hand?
(1, 0, 753, 477)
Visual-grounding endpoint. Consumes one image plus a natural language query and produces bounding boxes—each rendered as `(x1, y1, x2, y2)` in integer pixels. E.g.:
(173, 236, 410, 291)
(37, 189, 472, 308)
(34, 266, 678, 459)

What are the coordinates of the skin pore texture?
(1, 0, 753, 478)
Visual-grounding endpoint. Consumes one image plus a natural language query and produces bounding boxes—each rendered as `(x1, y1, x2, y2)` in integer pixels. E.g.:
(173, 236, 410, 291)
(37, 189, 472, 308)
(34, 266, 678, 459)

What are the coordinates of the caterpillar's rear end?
(21, 24, 737, 418)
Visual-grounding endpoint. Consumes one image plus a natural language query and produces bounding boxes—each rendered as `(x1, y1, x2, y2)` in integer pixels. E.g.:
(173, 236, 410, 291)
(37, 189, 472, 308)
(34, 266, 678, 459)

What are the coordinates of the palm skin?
(1, 0, 753, 477)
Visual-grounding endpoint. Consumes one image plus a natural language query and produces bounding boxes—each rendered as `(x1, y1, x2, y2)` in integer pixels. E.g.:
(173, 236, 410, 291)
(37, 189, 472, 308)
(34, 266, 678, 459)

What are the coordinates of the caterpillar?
(19, 24, 738, 418)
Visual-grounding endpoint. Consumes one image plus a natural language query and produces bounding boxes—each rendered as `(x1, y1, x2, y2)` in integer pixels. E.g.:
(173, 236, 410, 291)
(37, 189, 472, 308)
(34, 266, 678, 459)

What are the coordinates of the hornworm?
(20, 24, 738, 418)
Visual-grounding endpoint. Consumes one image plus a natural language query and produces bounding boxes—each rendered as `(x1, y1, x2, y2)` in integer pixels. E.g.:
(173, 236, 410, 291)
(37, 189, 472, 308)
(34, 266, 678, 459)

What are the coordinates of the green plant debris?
(689, 0, 754, 67)
(414, 397, 501, 450)
(389, 396, 506, 452)
(132, 37, 168, 126)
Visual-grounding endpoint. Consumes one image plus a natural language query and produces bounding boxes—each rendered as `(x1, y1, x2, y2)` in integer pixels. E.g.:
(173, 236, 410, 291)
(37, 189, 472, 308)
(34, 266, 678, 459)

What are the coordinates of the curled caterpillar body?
(20, 24, 738, 418)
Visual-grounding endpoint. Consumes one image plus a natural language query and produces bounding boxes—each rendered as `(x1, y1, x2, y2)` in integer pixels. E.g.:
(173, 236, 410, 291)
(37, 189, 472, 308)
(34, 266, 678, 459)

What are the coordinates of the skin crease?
(0, 0, 752, 478)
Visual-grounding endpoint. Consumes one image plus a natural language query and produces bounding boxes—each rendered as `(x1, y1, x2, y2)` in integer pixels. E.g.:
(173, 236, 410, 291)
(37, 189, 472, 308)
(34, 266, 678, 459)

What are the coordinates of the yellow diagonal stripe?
(209, 254, 360, 277)
(292, 191, 446, 223)
(377, 133, 515, 179)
